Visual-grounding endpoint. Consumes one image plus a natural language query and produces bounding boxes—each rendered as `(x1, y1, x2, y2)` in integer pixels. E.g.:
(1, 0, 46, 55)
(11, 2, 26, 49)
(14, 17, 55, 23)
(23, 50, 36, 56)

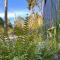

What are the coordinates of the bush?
(0, 34, 59, 60)
(14, 27, 24, 36)
(35, 40, 58, 60)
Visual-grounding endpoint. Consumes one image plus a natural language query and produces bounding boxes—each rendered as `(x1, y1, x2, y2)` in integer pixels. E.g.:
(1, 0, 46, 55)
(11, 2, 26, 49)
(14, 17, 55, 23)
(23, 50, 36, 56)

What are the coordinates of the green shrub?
(35, 40, 58, 60)
(14, 27, 24, 36)
(0, 34, 59, 60)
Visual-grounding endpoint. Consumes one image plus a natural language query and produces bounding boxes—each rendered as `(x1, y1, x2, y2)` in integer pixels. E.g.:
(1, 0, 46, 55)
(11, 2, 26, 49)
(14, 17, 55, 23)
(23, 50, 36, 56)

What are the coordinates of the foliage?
(23, 16, 29, 35)
(0, 33, 59, 60)
(14, 27, 24, 36)
(35, 40, 58, 60)
(14, 16, 29, 36)
(0, 0, 59, 60)
(0, 17, 4, 27)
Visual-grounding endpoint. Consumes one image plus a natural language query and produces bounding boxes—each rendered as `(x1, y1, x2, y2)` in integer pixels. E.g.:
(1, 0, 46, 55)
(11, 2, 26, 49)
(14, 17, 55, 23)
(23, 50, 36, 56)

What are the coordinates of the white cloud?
(0, 12, 14, 18)
(0, 10, 29, 18)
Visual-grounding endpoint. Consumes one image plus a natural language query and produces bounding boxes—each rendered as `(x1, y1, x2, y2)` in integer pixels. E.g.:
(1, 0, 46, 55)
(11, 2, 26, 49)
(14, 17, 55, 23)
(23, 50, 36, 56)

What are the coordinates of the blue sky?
(0, 0, 29, 24)
(0, 0, 58, 25)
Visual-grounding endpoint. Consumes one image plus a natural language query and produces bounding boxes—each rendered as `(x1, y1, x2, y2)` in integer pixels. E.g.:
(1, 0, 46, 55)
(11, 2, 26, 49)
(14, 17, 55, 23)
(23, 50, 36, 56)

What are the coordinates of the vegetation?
(0, 33, 59, 60)
(23, 16, 29, 35)
(0, 0, 60, 60)
(0, 17, 4, 27)
(14, 27, 24, 36)
(0, 17, 59, 60)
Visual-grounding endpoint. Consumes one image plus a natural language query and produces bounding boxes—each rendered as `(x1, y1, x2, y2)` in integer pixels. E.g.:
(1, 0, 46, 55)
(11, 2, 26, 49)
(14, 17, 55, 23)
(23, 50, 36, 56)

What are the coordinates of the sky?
(0, 0, 59, 25)
(0, 0, 29, 24)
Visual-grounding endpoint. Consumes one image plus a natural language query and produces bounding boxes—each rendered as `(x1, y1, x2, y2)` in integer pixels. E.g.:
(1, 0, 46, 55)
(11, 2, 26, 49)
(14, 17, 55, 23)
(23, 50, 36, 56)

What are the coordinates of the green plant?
(35, 39, 58, 60)
(0, 33, 59, 60)
(14, 27, 24, 36)
(23, 16, 29, 35)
